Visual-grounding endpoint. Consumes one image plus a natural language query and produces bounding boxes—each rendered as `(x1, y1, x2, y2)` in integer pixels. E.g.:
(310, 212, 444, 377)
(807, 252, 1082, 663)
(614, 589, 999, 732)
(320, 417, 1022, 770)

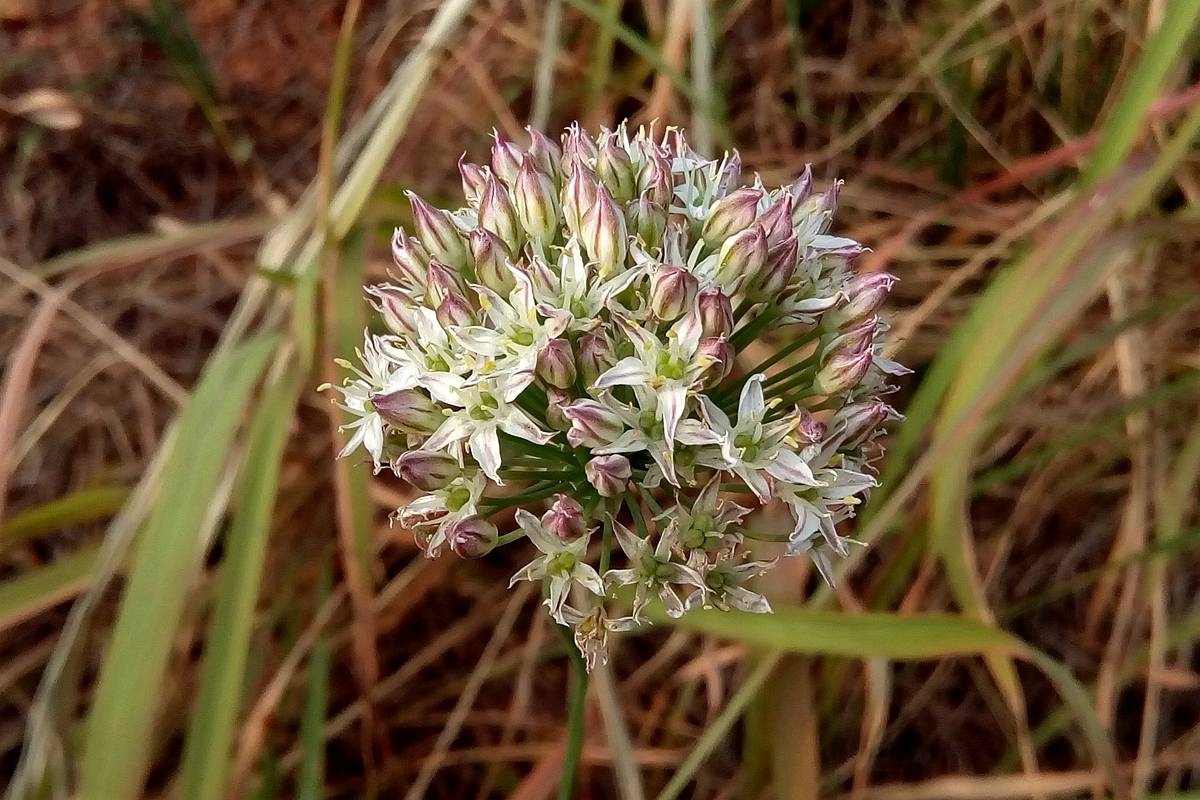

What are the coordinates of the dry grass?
(2, 1, 1199, 798)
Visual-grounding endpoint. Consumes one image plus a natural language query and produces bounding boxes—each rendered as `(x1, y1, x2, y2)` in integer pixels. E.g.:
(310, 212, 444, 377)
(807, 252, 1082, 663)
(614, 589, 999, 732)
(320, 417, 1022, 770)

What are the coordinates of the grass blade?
(1, 486, 130, 550)
(79, 334, 276, 800)
(0, 544, 99, 632)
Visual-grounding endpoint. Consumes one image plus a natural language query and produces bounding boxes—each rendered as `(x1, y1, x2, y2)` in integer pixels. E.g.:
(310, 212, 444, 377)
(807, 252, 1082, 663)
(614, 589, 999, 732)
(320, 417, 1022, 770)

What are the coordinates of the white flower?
(508, 509, 605, 624)
(660, 474, 750, 554)
(533, 237, 646, 333)
(397, 471, 488, 557)
(603, 519, 705, 620)
(559, 602, 639, 671)
(325, 335, 413, 470)
(684, 551, 775, 614)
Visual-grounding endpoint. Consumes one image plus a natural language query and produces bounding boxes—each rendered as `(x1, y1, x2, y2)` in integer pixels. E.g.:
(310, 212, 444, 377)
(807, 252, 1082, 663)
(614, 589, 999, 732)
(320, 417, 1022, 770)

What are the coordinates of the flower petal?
(592, 357, 652, 390)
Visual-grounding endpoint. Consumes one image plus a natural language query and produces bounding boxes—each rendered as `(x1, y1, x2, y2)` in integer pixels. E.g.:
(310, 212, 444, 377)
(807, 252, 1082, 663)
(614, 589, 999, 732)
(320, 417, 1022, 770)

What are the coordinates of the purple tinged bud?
(578, 331, 616, 387)
(426, 260, 467, 307)
(715, 225, 768, 292)
(478, 173, 523, 253)
(436, 292, 474, 327)
(628, 198, 667, 249)
(513, 158, 560, 243)
(796, 408, 826, 444)
(371, 389, 442, 434)
(448, 516, 498, 559)
(596, 135, 636, 202)
(758, 194, 794, 248)
(458, 155, 488, 206)
(585, 454, 631, 498)
(406, 191, 470, 272)
(697, 288, 734, 338)
(637, 149, 674, 207)
(368, 284, 420, 335)
(563, 399, 624, 448)
(750, 234, 799, 298)
(545, 387, 573, 431)
(562, 122, 598, 170)
(526, 127, 564, 182)
(390, 229, 430, 291)
(490, 129, 523, 185)
(826, 316, 877, 360)
(696, 336, 734, 388)
(815, 348, 873, 395)
(393, 450, 460, 491)
(537, 338, 577, 389)
(469, 228, 515, 295)
(543, 494, 586, 540)
(842, 272, 897, 323)
(833, 400, 897, 447)
(562, 162, 598, 237)
(702, 187, 762, 243)
(716, 151, 743, 195)
(787, 165, 814, 209)
(581, 183, 628, 277)
(649, 266, 699, 321)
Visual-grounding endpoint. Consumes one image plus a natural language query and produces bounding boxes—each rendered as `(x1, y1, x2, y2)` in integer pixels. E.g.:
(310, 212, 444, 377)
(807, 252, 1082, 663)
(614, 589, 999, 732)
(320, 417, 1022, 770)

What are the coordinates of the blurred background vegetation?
(2, 1, 1199, 798)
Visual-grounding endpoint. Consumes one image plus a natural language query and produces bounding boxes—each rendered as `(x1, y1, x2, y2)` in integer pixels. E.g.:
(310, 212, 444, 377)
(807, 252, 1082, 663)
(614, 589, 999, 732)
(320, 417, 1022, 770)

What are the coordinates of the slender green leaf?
(297, 560, 333, 800)
(0, 544, 99, 632)
(79, 334, 276, 800)
(1, 486, 130, 549)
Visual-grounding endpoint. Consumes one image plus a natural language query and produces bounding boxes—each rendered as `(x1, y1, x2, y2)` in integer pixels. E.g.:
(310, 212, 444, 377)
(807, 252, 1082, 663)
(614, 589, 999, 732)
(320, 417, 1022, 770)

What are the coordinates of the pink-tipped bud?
(371, 389, 442, 434)
(537, 338, 577, 389)
(581, 184, 628, 277)
(368, 285, 419, 335)
(393, 450, 460, 491)
(513, 158, 560, 244)
(562, 122, 598, 169)
(578, 332, 616, 387)
(390, 229, 430, 291)
(842, 273, 897, 323)
(716, 151, 743, 195)
(833, 400, 898, 447)
(526, 127, 563, 181)
(436, 292, 474, 327)
(545, 387, 573, 431)
(715, 225, 768, 293)
(750, 234, 798, 299)
(406, 191, 470, 272)
(827, 316, 877, 358)
(426, 260, 467, 307)
(563, 399, 624, 448)
(796, 408, 826, 444)
(787, 165, 814, 210)
(448, 516, 498, 559)
(637, 149, 673, 207)
(758, 194, 795, 248)
(543, 494, 586, 540)
(697, 289, 734, 339)
(490, 130, 523, 185)
(585, 454, 631, 498)
(470, 228, 515, 294)
(697, 336, 734, 388)
(458, 156, 489, 205)
(596, 135, 636, 202)
(628, 198, 667, 249)
(649, 266, 699, 321)
(814, 349, 873, 395)
(701, 187, 762, 243)
(478, 173, 522, 253)
(562, 161, 598, 237)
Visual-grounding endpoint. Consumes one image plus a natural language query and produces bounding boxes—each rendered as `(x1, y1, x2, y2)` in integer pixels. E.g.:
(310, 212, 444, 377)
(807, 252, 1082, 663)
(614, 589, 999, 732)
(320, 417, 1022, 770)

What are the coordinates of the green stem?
(555, 622, 589, 800)
(599, 501, 615, 574)
(715, 326, 820, 402)
(730, 308, 780, 350)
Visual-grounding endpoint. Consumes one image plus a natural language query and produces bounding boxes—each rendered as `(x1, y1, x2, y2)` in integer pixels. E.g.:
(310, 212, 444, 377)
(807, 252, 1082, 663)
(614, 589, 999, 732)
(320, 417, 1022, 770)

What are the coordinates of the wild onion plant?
(327, 122, 905, 672)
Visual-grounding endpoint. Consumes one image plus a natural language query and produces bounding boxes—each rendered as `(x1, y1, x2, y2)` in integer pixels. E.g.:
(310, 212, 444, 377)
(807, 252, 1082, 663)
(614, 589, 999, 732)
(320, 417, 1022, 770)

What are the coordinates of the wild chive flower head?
(326, 122, 906, 670)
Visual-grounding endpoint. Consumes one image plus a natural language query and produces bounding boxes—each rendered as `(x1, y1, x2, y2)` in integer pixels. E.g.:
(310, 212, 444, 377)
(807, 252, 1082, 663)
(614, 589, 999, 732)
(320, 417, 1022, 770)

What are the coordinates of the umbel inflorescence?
(327, 122, 906, 670)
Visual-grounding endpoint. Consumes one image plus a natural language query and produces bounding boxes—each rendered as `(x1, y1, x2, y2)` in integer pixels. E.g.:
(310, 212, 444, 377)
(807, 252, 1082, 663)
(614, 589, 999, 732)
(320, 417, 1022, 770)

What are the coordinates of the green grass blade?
(0, 543, 99, 632)
(178, 369, 300, 800)
(297, 560, 333, 800)
(1, 486, 130, 550)
(79, 334, 277, 800)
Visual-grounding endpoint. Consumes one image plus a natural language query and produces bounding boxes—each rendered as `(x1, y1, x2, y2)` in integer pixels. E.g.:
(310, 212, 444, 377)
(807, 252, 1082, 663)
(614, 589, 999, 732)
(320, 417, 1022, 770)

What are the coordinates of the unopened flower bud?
(470, 228, 515, 294)
(543, 494, 586, 540)
(448, 516, 498, 559)
(371, 389, 442, 434)
(697, 288, 734, 338)
(649, 266, 698, 321)
(787, 165, 814, 211)
(563, 399, 624, 447)
(427, 260, 467, 307)
(715, 225, 767, 292)
(716, 151, 742, 195)
(368, 285, 419, 335)
(478, 173, 522, 253)
(545, 387, 572, 431)
(562, 123, 598, 167)
(628, 198, 667, 249)
(696, 336, 734, 388)
(562, 162, 598, 237)
(841, 273, 897, 323)
(458, 156, 489, 205)
(393, 450, 460, 491)
(637, 149, 673, 207)
(578, 332, 616, 388)
(596, 135, 636, 202)
(436, 292, 474, 327)
(490, 130, 523, 185)
(750, 234, 798, 298)
(537, 338, 577, 389)
(585, 454, 631, 497)
(390, 229, 430, 291)
(406, 191, 470, 272)
(758, 194, 794, 248)
(514, 159, 560, 244)
(826, 316, 877, 357)
(701, 187, 762, 243)
(833, 400, 897, 447)
(814, 349, 873, 395)
(796, 408, 826, 444)
(526, 127, 563, 180)
(581, 184, 627, 277)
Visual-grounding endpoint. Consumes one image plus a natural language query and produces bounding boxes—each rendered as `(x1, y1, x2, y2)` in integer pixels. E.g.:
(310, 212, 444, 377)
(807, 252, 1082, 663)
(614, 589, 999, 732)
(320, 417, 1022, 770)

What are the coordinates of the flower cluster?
(326, 122, 906, 670)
